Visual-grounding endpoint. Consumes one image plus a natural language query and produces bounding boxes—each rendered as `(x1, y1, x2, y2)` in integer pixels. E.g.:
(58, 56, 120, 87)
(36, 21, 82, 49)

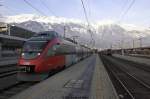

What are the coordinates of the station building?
(0, 22, 35, 57)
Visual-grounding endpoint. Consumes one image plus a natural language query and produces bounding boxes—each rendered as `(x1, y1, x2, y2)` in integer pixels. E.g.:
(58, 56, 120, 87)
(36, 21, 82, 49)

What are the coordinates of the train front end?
(17, 39, 49, 81)
(17, 31, 61, 81)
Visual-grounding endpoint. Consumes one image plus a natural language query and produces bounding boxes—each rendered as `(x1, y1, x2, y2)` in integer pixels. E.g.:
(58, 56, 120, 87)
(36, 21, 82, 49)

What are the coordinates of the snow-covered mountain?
(3, 14, 150, 49)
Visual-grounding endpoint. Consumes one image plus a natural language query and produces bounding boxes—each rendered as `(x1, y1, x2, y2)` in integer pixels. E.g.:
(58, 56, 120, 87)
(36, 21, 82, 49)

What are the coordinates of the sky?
(1, 0, 150, 27)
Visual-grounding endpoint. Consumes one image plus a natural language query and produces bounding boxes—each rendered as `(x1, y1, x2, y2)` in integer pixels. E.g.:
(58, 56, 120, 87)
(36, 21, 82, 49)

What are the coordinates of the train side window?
(55, 32, 59, 37)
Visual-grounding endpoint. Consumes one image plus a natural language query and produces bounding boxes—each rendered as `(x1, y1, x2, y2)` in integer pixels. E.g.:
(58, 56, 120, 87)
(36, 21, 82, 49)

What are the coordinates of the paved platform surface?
(113, 54, 150, 66)
(0, 57, 18, 66)
(10, 54, 118, 99)
(0, 57, 18, 61)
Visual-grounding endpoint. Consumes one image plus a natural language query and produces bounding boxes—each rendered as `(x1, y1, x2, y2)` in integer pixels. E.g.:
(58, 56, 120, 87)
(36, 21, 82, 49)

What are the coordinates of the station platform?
(10, 54, 118, 99)
(113, 54, 150, 65)
(0, 57, 17, 66)
(0, 57, 18, 61)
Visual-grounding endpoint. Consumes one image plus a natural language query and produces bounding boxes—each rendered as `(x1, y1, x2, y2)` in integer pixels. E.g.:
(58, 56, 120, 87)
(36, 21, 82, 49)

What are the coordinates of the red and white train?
(17, 31, 92, 81)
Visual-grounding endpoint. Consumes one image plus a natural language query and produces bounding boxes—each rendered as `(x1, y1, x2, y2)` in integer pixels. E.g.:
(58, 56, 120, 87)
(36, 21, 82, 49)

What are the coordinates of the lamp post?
(117, 39, 124, 55)
(64, 26, 66, 38)
(132, 39, 135, 48)
(0, 42, 1, 58)
(139, 37, 142, 48)
(7, 24, 15, 36)
(63, 25, 70, 38)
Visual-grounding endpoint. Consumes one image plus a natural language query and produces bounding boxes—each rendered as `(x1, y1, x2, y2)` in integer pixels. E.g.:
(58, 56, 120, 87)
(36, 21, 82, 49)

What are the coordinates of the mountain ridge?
(3, 14, 150, 49)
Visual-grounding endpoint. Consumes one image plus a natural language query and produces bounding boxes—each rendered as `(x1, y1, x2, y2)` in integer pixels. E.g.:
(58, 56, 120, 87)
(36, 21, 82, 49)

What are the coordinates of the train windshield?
(23, 41, 47, 52)
(22, 41, 47, 59)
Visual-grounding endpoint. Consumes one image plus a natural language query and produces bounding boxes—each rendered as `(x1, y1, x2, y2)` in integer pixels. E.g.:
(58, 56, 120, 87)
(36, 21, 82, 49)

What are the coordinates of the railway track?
(128, 54, 150, 59)
(0, 64, 25, 99)
(0, 62, 71, 99)
(111, 56, 150, 73)
(110, 56, 150, 88)
(0, 81, 36, 99)
(0, 64, 17, 78)
(101, 55, 150, 99)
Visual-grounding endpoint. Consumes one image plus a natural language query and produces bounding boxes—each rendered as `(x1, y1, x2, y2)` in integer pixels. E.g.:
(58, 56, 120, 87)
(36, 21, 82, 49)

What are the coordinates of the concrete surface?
(113, 54, 150, 66)
(10, 54, 118, 99)
(0, 58, 17, 66)
(90, 55, 119, 99)
(0, 57, 18, 61)
(0, 74, 17, 90)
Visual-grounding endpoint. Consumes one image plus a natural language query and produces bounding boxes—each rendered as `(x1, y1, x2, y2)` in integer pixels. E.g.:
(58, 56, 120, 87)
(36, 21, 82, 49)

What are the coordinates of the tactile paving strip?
(64, 79, 84, 89)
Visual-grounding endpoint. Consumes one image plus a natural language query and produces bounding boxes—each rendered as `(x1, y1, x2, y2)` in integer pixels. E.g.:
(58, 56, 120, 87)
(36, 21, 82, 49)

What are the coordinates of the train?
(106, 49, 112, 56)
(99, 49, 112, 56)
(17, 31, 92, 81)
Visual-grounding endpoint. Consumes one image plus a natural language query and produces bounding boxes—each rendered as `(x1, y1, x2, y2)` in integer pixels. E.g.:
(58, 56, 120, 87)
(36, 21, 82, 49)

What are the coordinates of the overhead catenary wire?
(0, 3, 3, 17)
(0, 0, 3, 6)
(118, 0, 129, 21)
(87, 0, 91, 21)
(3, 5, 18, 15)
(22, 0, 94, 47)
(0, 3, 18, 16)
(23, 0, 46, 16)
(117, 0, 135, 49)
(87, 0, 96, 47)
(80, 0, 90, 26)
(80, 0, 95, 47)
(119, 0, 135, 22)
(39, 0, 57, 17)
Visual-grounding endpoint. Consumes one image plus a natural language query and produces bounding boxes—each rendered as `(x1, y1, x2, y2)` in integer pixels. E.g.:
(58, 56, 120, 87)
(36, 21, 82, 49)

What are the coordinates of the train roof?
(27, 31, 92, 50)
(64, 37, 78, 44)
(29, 31, 59, 41)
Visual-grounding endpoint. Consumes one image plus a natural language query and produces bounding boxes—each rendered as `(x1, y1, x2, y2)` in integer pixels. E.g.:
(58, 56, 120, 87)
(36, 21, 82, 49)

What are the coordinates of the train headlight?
(37, 53, 41, 56)
(21, 53, 25, 56)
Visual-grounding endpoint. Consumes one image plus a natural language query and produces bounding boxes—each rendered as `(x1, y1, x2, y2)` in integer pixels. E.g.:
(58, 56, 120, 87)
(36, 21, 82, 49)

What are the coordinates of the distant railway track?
(0, 70, 17, 78)
(0, 64, 16, 68)
(101, 55, 150, 99)
(0, 64, 17, 78)
(128, 54, 150, 59)
(112, 56, 150, 73)
(0, 81, 36, 99)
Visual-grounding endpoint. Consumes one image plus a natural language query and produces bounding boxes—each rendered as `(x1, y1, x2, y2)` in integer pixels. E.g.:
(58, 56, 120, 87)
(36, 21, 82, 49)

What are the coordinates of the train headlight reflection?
(37, 53, 41, 56)
(22, 53, 25, 56)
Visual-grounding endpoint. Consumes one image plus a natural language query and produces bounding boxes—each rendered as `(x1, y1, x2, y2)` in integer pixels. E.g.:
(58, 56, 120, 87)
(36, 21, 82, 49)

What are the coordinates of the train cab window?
(47, 49, 54, 56)
(54, 32, 58, 37)
(47, 45, 60, 56)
